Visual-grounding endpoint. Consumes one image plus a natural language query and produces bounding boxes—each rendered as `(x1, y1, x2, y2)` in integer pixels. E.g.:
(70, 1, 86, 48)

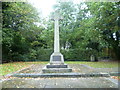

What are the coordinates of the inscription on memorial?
(53, 56, 61, 61)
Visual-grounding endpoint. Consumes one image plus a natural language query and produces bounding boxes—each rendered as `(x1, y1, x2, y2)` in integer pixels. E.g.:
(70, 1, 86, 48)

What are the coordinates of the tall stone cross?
(42, 11, 72, 73)
(50, 11, 64, 64)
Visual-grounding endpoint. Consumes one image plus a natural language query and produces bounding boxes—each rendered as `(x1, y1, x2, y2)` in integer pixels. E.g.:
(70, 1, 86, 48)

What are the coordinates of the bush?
(24, 48, 53, 61)
(2, 47, 106, 62)
(61, 49, 99, 61)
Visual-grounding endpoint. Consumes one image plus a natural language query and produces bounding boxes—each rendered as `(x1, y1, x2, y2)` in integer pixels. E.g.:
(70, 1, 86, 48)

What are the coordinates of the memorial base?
(42, 65, 72, 73)
(50, 52, 64, 64)
(42, 52, 72, 73)
(46, 63, 68, 68)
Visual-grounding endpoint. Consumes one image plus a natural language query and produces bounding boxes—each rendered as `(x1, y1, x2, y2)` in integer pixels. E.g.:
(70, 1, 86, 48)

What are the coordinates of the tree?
(2, 2, 45, 62)
(86, 2, 120, 60)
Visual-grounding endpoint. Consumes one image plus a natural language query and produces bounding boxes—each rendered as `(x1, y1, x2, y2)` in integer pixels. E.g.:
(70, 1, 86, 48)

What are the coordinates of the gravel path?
(18, 64, 118, 74)
(1, 64, 119, 88)
(1, 77, 118, 88)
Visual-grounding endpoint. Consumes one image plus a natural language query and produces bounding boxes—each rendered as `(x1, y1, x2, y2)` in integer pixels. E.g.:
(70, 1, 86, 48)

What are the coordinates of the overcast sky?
(28, 0, 81, 18)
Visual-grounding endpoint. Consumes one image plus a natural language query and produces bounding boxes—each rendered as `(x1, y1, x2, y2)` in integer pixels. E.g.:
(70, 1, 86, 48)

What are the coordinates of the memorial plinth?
(42, 11, 72, 73)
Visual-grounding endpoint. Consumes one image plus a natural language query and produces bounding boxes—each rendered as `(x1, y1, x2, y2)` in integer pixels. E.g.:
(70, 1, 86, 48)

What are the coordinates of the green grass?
(0, 61, 119, 75)
(65, 61, 119, 68)
(0, 62, 30, 75)
(0, 61, 48, 75)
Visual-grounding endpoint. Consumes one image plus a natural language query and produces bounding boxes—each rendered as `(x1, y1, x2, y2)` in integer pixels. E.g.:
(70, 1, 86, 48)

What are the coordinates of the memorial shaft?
(54, 19, 60, 53)
(49, 12, 64, 64)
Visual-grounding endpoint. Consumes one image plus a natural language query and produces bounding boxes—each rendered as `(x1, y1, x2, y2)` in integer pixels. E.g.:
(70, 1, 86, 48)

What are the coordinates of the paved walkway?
(18, 64, 118, 74)
(1, 77, 118, 88)
(1, 64, 119, 88)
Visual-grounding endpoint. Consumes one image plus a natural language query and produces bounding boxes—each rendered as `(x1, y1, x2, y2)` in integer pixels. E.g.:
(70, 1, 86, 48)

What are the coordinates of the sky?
(28, 0, 57, 18)
(28, 0, 81, 18)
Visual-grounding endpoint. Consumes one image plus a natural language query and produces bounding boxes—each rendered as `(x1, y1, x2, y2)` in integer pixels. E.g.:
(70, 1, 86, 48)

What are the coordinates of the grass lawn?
(0, 61, 119, 75)
(65, 61, 119, 68)
(0, 61, 48, 75)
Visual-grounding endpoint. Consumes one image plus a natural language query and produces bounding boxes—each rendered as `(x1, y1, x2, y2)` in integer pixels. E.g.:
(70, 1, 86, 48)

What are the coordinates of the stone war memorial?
(1, 2, 119, 88)
(42, 11, 72, 73)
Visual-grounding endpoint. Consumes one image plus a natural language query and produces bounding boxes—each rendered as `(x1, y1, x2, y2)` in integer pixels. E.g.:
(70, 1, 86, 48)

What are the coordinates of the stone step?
(42, 67, 72, 73)
(46, 64, 68, 68)
(11, 73, 110, 78)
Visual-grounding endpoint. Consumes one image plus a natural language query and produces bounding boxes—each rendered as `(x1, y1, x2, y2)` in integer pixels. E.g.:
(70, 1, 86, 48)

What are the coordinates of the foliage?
(2, 1, 120, 62)
(86, 2, 120, 59)
(62, 49, 99, 61)
(2, 2, 45, 62)
(53, 1, 120, 60)
(27, 48, 53, 61)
